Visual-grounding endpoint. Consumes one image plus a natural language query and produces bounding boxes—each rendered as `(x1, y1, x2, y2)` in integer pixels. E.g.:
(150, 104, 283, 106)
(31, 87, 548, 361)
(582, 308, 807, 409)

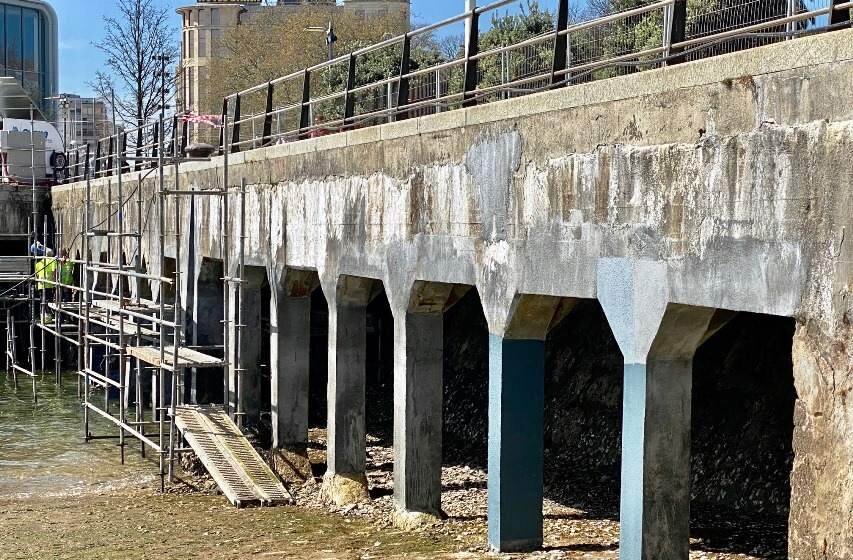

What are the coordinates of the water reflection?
(0, 374, 156, 499)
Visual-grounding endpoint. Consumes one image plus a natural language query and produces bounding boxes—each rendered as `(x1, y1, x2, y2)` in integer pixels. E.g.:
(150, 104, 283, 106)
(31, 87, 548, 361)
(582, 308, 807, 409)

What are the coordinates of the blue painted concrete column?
(488, 334, 545, 552)
(597, 258, 716, 560)
(620, 359, 694, 560)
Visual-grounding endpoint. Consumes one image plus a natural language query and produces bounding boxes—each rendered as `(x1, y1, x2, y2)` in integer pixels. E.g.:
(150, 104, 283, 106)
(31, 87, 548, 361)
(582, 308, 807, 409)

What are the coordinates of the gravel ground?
(278, 429, 786, 560)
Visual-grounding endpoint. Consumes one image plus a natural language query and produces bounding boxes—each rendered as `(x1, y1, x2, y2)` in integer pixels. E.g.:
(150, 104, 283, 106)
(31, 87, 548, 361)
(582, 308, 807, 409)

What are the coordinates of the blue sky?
(52, 0, 562, 96)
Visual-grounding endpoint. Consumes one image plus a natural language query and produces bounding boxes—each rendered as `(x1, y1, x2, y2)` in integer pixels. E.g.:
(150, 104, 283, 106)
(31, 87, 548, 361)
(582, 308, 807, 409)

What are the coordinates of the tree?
(477, 1, 555, 97)
(205, 5, 412, 132)
(90, 0, 176, 133)
(574, 0, 809, 81)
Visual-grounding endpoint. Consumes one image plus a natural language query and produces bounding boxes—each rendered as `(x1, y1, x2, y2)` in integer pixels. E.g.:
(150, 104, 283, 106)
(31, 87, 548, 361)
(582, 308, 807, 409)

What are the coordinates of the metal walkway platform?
(173, 405, 292, 508)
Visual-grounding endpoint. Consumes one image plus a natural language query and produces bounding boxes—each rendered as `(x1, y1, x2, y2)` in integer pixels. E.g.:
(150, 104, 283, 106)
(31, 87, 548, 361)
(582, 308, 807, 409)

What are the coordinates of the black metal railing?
(61, 0, 852, 182)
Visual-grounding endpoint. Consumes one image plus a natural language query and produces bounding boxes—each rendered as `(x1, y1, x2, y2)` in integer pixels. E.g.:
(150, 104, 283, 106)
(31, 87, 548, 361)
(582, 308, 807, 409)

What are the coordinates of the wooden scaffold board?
(126, 345, 224, 370)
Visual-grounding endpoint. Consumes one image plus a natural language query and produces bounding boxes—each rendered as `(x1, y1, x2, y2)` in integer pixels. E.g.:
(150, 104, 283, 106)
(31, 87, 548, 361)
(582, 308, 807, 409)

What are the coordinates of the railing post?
(219, 98, 228, 155)
(299, 70, 311, 136)
(396, 34, 412, 121)
(152, 121, 160, 161)
(343, 54, 357, 129)
(462, 7, 480, 108)
(106, 136, 114, 176)
(94, 140, 101, 177)
(135, 126, 143, 171)
(121, 132, 130, 173)
(231, 93, 241, 154)
(84, 144, 90, 180)
(665, 0, 688, 66)
(551, 0, 570, 87)
(262, 82, 274, 146)
(73, 149, 80, 180)
(830, 0, 852, 26)
(171, 115, 179, 158)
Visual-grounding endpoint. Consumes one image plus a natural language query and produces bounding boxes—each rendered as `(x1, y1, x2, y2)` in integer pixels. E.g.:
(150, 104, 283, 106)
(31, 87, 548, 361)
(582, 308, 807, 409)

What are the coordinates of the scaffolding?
(2, 101, 251, 495)
(0, 102, 54, 403)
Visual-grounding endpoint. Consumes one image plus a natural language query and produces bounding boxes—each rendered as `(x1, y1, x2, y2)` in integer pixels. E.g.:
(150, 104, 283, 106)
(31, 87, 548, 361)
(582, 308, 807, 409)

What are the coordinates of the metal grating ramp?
(173, 405, 292, 508)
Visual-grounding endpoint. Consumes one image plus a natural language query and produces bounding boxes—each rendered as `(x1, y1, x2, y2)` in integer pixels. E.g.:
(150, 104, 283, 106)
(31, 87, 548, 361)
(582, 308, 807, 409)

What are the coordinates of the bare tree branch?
(88, 0, 176, 132)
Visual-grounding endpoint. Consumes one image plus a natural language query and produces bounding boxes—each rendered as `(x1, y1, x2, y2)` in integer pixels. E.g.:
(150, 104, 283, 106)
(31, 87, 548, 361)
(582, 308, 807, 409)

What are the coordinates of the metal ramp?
(173, 405, 292, 508)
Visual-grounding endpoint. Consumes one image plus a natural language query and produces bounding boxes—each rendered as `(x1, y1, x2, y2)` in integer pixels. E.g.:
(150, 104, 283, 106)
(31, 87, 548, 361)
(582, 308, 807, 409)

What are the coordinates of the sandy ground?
(0, 490, 471, 560)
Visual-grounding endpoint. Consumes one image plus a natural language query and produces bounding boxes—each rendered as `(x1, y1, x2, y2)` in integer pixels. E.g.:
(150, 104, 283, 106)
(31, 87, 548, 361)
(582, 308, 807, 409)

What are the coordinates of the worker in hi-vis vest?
(59, 248, 75, 301)
(35, 248, 57, 322)
(35, 248, 56, 292)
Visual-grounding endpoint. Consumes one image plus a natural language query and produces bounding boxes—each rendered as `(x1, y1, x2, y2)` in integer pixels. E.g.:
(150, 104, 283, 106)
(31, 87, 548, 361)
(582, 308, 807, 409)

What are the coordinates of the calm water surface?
(0, 374, 156, 499)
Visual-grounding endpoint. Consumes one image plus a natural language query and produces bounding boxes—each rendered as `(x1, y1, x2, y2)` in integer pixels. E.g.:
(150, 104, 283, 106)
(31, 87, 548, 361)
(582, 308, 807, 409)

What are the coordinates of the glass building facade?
(0, 0, 57, 115)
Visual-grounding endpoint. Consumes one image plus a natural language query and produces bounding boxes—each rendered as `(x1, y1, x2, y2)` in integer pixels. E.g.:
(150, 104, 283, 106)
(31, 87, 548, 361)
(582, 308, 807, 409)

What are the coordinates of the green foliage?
(477, 1, 555, 95)
(213, 0, 817, 137)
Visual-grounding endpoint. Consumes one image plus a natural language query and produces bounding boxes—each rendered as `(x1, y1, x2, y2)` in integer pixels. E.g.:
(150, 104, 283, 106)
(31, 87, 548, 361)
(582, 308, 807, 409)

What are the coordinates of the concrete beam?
(597, 258, 716, 560)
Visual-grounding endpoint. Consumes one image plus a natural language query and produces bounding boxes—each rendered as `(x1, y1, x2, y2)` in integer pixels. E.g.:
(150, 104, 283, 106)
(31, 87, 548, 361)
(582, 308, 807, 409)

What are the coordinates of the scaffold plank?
(127, 345, 224, 369)
(173, 405, 292, 508)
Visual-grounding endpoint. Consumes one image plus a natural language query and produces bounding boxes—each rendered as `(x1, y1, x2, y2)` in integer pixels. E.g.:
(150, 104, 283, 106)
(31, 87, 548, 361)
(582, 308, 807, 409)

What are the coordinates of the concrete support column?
(488, 333, 545, 551)
(270, 269, 318, 449)
(191, 259, 225, 405)
(321, 275, 374, 505)
(486, 294, 574, 552)
(597, 259, 716, 560)
(391, 281, 456, 526)
(228, 270, 264, 426)
(271, 292, 311, 447)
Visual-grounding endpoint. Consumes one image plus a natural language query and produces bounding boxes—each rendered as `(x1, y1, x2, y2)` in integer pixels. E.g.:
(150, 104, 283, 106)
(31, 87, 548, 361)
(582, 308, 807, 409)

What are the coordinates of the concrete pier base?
(269, 445, 313, 484)
(390, 508, 443, 530)
(321, 275, 374, 505)
(321, 471, 370, 506)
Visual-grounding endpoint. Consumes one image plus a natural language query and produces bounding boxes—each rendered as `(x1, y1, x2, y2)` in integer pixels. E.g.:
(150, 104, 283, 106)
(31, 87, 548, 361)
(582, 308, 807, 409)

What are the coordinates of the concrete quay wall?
(51, 29, 853, 559)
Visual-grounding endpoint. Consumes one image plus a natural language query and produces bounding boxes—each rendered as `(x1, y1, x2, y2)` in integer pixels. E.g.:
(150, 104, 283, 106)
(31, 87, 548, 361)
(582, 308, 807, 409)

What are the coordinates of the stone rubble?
(282, 429, 785, 559)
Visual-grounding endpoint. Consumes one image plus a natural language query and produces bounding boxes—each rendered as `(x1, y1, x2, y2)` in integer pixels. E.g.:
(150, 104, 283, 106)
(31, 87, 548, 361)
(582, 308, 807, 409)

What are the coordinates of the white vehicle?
(0, 77, 66, 184)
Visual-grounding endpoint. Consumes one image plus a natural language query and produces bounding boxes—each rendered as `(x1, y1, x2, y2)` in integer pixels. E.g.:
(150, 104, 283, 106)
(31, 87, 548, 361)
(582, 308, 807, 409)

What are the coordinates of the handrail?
(61, 0, 852, 182)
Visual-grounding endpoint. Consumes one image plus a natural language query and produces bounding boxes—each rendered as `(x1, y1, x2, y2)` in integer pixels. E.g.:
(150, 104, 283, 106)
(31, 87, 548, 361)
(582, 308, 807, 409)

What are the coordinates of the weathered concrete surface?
(50, 29, 853, 558)
(0, 188, 48, 239)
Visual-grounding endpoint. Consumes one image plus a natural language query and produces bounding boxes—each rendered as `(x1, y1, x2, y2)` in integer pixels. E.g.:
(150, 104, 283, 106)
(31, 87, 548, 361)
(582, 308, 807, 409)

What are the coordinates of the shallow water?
(0, 374, 156, 499)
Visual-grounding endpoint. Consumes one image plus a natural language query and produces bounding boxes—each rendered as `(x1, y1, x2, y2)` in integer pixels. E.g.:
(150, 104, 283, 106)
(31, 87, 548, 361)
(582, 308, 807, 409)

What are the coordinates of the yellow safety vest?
(35, 257, 57, 291)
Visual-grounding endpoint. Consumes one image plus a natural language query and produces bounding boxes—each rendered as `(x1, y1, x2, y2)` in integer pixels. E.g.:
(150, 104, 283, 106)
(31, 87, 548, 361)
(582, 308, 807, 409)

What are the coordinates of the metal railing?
(61, 0, 853, 181)
(63, 117, 188, 183)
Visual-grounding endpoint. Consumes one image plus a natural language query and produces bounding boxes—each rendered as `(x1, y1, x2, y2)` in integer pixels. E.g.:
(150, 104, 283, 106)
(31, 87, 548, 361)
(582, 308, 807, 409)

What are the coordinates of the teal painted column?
(597, 258, 717, 560)
(620, 359, 693, 560)
(488, 334, 545, 552)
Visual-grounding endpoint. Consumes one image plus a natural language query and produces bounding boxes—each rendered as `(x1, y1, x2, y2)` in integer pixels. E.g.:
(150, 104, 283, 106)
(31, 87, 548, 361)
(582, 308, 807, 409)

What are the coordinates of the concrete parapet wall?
(51, 28, 853, 558)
